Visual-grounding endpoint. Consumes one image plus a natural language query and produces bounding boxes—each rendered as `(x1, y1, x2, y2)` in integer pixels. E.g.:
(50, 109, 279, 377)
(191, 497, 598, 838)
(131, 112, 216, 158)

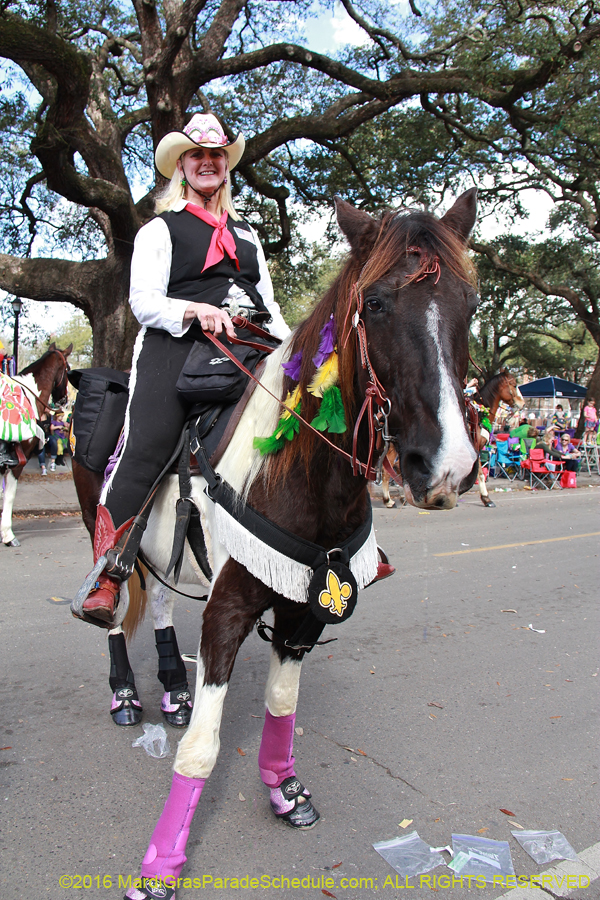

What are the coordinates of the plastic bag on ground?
(132, 723, 171, 758)
(449, 834, 515, 884)
(373, 830, 447, 879)
(512, 830, 578, 864)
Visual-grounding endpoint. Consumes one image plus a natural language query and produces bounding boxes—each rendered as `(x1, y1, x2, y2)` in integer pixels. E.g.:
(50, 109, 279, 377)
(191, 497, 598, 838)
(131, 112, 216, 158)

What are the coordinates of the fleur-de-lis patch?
(318, 569, 353, 617)
(308, 561, 358, 624)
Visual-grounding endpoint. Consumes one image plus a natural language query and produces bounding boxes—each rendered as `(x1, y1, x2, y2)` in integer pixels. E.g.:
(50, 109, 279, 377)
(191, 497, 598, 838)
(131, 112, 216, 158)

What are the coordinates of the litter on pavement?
(449, 834, 515, 884)
(132, 723, 171, 758)
(373, 830, 447, 879)
(511, 830, 578, 864)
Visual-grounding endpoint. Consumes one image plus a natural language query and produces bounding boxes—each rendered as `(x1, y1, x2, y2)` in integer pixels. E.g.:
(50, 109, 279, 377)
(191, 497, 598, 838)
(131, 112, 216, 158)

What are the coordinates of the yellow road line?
(434, 532, 600, 557)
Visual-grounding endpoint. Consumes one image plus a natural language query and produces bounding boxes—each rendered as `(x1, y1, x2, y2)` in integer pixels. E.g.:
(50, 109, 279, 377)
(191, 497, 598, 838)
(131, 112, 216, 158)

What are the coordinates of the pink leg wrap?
(140, 772, 205, 884)
(258, 710, 296, 787)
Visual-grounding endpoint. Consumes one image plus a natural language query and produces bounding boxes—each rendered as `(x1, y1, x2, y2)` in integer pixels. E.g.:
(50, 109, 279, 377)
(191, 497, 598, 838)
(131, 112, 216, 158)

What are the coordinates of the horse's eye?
(367, 298, 382, 312)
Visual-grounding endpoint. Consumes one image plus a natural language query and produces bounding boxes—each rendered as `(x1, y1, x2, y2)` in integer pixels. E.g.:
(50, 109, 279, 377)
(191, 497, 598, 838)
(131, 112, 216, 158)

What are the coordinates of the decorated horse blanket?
(0, 373, 42, 443)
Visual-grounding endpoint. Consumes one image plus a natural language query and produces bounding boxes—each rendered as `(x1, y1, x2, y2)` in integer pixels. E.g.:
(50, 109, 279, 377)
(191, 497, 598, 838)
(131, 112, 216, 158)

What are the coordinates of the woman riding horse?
(76, 112, 291, 628)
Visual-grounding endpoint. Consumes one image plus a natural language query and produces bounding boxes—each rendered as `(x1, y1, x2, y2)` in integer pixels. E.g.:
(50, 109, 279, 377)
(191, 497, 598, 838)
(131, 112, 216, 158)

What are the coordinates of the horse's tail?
(123, 563, 148, 641)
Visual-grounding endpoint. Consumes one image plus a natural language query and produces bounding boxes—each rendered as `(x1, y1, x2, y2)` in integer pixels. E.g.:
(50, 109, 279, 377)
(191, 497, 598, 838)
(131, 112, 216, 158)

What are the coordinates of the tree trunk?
(85, 252, 139, 370)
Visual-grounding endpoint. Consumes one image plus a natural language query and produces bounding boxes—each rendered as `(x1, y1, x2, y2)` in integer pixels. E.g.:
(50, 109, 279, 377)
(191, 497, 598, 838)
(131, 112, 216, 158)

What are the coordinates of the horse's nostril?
(403, 452, 430, 477)
(434, 496, 447, 508)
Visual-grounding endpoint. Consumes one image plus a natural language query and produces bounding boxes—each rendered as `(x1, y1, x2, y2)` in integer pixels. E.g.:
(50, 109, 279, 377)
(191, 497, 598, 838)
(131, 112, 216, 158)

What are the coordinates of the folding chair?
(528, 448, 563, 489)
(495, 440, 521, 480)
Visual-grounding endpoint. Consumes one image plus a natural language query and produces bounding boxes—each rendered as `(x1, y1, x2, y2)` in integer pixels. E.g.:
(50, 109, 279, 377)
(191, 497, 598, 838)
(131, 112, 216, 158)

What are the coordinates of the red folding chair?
(527, 448, 563, 489)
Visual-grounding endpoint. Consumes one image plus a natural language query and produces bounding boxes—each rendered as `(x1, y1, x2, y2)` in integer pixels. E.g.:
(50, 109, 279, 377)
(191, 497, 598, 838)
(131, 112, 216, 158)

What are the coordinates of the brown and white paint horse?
(79, 191, 480, 900)
(470, 370, 524, 508)
(1, 343, 71, 546)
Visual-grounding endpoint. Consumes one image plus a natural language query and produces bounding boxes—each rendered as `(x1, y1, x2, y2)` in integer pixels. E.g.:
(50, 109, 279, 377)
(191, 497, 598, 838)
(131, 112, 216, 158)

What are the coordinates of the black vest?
(159, 209, 266, 312)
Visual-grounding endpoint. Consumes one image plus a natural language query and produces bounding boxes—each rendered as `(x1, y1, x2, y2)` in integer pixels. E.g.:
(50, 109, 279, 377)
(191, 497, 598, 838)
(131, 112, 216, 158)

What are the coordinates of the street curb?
(12, 508, 82, 518)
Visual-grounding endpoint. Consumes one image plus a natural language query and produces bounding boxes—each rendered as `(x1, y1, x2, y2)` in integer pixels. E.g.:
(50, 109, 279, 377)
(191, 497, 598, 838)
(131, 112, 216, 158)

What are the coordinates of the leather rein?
(204, 307, 397, 484)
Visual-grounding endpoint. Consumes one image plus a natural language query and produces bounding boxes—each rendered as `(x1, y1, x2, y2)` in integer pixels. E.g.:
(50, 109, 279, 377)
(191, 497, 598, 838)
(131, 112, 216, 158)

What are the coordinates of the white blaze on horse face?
(426, 302, 477, 491)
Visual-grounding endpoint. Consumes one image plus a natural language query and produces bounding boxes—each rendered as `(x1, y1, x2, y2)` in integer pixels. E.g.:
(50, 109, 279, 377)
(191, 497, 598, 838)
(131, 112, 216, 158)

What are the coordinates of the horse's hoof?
(111, 687, 143, 726)
(3, 537, 20, 547)
(124, 886, 175, 900)
(161, 687, 192, 728)
(384, 499, 395, 508)
(482, 498, 496, 508)
(271, 776, 320, 829)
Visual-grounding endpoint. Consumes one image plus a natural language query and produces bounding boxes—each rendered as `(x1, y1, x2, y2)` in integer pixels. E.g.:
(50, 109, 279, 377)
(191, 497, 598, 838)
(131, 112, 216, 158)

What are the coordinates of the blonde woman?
(77, 113, 289, 629)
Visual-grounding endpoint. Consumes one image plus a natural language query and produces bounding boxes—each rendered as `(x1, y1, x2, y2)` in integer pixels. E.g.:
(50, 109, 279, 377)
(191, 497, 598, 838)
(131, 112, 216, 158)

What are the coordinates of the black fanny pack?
(176, 335, 266, 405)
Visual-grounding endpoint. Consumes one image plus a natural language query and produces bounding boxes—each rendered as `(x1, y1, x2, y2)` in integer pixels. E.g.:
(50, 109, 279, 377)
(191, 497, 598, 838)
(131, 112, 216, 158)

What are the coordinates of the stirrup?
(271, 776, 320, 829)
(70, 555, 129, 628)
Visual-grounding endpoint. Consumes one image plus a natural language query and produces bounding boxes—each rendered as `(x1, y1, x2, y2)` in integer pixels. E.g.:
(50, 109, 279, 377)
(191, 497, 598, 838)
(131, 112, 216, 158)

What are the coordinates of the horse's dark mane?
(265, 207, 476, 483)
(20, 348, 55, 376)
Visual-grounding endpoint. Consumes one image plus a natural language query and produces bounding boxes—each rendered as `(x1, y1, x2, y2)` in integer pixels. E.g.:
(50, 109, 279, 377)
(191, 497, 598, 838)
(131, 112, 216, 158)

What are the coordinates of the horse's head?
(49, 342, 72, 405)
(335, 190, 480, 509)
(20, 341, 72, 408)
(498, 370, 524, 410)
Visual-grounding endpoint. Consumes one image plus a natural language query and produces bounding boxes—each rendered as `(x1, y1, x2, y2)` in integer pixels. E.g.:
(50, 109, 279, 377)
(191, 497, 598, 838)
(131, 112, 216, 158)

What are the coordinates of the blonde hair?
(154, 150, 241, 220)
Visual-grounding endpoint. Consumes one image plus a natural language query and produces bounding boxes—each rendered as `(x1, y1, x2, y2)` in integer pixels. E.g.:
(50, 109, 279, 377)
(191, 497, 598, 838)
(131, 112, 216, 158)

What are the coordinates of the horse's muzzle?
(401, 456, 479, 511)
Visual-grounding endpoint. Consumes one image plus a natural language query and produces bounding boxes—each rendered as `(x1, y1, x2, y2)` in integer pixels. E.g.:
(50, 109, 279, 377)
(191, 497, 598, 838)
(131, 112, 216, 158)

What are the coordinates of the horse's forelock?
(357, 210, 477, 295)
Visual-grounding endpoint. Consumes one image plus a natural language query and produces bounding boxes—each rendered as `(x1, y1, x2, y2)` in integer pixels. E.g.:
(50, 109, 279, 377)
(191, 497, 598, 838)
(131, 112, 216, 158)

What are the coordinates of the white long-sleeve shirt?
(129, 200, 291, 340)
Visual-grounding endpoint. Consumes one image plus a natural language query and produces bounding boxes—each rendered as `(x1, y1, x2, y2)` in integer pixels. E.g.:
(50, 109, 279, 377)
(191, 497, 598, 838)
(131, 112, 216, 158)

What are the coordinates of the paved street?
(0, 485, 598, 900)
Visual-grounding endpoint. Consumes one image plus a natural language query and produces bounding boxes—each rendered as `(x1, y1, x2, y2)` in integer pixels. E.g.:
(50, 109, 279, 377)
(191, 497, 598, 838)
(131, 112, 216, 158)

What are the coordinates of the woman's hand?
(184, 302, 236, 339)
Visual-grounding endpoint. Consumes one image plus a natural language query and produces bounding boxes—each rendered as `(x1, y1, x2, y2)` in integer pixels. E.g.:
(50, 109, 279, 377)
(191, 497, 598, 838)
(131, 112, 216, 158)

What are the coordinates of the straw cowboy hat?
(155, 113, 245, 179)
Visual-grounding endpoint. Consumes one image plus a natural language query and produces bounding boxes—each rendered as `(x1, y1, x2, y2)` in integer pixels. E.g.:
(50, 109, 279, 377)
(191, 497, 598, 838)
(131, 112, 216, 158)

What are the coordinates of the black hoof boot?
(271, 776, 320, 829)
(124, 882, 175, 900)
(111, 685, 143, 726)
(161, 686, 192, 727)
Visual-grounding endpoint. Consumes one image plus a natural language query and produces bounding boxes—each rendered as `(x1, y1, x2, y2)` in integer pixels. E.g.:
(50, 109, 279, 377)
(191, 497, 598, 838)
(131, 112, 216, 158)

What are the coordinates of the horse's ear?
(48, 342, 56, 351)
(334, 196, 379, 258)
(440, 187, 478, 243)
(63, 343, 73, 357)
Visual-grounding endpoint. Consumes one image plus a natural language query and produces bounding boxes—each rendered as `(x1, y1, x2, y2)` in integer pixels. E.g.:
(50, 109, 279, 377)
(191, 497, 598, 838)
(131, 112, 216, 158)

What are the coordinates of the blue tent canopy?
(518, 376, 587, 399)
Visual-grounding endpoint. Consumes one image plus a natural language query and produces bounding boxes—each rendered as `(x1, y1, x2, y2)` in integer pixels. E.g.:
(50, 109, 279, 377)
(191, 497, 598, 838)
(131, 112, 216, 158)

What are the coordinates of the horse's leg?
(149, 579, 193, 728)
(477, 459, 496, 508)
(107, 624, 143, 726)
(128, 561, 266, 899)
(258, 602, 319, 829)
(381, 469, 395, 508)
(1, 469, 20, 546)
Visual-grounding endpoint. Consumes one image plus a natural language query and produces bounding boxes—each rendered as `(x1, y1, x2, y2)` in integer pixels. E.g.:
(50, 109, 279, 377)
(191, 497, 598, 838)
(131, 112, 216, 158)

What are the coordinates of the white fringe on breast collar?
(213, 503, 379, 603)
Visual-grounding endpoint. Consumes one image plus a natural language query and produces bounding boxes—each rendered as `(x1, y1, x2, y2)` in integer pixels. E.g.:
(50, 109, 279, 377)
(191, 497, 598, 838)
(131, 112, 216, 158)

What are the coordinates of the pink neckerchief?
(185, 203, 240, 273)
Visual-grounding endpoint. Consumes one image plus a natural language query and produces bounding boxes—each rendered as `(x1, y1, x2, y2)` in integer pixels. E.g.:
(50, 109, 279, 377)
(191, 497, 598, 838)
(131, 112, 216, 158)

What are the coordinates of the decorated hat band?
(155, 112, 245, 178)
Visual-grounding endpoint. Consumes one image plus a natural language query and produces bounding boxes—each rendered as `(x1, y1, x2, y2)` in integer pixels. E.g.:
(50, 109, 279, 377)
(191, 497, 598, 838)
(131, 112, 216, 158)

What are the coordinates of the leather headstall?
(203, 313, 398, 483)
